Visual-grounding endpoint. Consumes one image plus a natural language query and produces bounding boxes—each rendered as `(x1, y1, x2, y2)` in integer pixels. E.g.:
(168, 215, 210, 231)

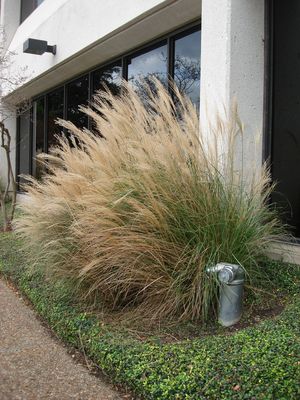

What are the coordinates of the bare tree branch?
(0, 27, 29, 231)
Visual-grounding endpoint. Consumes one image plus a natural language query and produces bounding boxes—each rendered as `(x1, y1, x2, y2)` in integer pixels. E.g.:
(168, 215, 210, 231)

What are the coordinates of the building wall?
(1, 0, 265, 188)
(0, 0, 200, 185)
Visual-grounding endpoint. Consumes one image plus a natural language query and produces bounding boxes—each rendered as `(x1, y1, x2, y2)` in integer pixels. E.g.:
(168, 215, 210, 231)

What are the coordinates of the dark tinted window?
(47, 87, 64, 150)
(174, 29, 201, 111)
(18, 110, 31, 188)
(127, 42, 168, 99)
(93, 61, 122, 97)
(67, 75, 89, 129)
(92, 62, 122, 133)
(32, 97, 45, 179)
(21, 0, 44, 23)
(272, 1, 300, 237)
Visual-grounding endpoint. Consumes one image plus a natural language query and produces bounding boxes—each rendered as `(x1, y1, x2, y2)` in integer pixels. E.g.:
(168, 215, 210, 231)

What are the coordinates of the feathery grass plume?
(16, 79, 284, 322)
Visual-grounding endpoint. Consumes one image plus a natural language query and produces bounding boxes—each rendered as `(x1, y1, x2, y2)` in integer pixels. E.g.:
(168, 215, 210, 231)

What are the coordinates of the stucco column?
(200, 0, 265, 173)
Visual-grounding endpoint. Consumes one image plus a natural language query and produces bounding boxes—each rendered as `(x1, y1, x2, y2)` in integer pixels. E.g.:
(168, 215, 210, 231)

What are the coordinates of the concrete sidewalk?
(0, 279, 121, 400)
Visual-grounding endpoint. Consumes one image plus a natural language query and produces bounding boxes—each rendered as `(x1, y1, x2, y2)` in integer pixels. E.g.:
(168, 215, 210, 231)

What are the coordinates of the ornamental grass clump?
(16, 80, 284, 322)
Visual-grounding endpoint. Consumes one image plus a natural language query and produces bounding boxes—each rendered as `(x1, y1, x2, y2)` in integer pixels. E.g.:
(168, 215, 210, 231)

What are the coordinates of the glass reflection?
(92, 62, 122, 134)
(18, 109, 31, 188)
(127, 42, 168, 99)
(174, 29, 201, 111)
(32, 97, 45, 179)
(47, 87, 64, 150)
(67, 75, 89, 129)
(93, 61, 122, 96)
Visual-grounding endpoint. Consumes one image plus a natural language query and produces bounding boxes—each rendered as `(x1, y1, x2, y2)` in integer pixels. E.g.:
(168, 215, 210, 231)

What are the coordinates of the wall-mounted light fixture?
(23, 38, 56, 55)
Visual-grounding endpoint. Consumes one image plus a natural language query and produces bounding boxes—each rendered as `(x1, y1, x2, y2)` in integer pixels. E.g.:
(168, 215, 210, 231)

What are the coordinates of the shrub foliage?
(17, 81, 283, 322)
(1, 233, 299, 400)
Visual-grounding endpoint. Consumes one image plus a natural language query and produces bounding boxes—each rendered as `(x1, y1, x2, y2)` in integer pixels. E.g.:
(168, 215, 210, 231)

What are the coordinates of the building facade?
(0, 0, 299, 261)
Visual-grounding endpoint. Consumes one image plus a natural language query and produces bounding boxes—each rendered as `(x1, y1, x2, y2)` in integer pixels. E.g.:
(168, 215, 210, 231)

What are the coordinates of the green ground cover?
(0, 232, 299, 399)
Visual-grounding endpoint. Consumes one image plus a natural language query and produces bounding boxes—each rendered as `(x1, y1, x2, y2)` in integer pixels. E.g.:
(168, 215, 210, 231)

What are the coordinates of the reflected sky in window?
(174, 30, 201, 110)
(128, 43, 168, 97)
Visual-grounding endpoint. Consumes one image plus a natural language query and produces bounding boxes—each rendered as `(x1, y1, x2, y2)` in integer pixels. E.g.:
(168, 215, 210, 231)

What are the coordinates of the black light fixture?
(23, 38, 56, 55)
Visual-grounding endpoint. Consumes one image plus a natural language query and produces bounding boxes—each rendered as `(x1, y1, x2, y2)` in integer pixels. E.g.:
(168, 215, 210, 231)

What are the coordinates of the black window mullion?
(88, 71, 93, 101)
(122, 56, 128, 81)
(29, 106, 33, 175)
(16, 116, 20, 190)
(167, 36, 175, 94)
(88, 72, 93, 130)
(44, 94, 48, 153)
(63, 85, 67, 121)
(62, 84, 67, 135)
(120, 57, 128, 98)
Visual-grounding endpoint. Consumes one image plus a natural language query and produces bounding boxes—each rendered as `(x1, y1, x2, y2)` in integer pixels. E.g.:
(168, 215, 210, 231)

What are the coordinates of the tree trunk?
(0, 197, 8, 231)
(0, 120, 16, 231)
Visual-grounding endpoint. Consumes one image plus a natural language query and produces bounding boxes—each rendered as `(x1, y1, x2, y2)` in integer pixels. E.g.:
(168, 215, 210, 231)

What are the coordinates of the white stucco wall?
(200, 0, 265, 173)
